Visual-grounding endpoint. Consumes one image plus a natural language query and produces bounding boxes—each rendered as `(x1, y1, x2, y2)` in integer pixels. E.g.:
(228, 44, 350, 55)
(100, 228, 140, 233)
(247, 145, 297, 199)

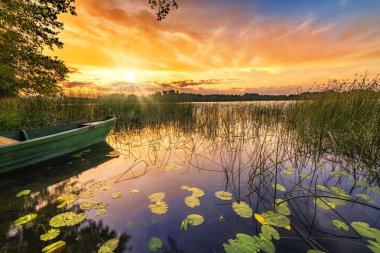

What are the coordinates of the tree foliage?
(149, 0, 178, 21)
(0, 0, 76, 97)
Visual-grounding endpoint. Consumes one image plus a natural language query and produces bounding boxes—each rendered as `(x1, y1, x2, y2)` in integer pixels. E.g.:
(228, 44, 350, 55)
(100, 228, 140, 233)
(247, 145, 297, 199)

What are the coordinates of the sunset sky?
(53, 0, 380, 95)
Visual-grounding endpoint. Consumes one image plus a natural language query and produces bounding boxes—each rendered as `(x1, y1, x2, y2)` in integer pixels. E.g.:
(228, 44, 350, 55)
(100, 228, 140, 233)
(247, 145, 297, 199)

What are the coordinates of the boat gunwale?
(0, 118, 116, 149)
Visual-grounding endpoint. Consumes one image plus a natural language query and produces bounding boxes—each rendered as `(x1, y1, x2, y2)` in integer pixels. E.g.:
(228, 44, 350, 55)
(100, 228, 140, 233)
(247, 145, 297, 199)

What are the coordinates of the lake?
(1, 102, 379, 253)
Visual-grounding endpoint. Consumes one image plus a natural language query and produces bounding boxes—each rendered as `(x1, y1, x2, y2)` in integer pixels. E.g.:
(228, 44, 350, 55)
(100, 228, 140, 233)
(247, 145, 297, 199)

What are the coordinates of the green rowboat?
(0, 117, 116, 174)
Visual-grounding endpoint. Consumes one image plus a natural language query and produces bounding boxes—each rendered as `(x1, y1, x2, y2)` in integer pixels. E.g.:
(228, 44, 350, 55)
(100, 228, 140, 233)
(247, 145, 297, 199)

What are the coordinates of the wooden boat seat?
(0, 136, 19, 146)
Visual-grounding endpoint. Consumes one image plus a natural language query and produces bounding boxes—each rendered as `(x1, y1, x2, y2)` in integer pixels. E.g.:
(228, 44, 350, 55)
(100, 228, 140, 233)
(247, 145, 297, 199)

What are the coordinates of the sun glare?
(125, 71, 136, 83)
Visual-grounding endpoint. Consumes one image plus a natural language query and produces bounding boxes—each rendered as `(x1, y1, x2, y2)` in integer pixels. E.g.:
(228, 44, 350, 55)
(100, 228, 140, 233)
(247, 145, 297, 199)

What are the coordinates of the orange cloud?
(50, 0, 380, 94)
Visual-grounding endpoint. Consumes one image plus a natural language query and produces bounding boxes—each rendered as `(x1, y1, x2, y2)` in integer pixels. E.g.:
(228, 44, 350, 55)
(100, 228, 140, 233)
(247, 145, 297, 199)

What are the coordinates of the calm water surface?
(1, 103, 379, 253)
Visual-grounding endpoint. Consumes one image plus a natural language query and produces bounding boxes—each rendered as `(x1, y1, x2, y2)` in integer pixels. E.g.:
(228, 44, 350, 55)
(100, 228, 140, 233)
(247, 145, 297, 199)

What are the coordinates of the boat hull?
(0, 118, 115, 174)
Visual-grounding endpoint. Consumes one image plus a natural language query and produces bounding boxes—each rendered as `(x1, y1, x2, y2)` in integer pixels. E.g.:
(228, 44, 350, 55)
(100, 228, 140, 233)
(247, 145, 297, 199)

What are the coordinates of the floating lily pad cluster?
(314, 185, 352, 210)
(181, 186, 205, 208)
(148, 192, 168, 214)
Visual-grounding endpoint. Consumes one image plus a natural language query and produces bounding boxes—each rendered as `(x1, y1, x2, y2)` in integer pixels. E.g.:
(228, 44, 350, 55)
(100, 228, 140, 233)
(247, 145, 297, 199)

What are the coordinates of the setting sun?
(125, 71, 136, 83)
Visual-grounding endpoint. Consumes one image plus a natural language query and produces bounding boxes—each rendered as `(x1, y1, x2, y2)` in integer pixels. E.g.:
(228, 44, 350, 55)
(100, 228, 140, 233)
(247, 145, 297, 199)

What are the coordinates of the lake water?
(1, 102, 379, 253)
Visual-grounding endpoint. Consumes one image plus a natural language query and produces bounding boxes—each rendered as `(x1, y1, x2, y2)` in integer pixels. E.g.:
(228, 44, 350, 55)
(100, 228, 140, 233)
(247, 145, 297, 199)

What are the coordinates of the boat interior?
(0, 118, 112, 146)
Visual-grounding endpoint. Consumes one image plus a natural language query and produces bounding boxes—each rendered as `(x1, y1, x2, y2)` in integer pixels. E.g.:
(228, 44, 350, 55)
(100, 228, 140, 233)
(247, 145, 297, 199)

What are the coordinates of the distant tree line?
(102, 90, 299, 102)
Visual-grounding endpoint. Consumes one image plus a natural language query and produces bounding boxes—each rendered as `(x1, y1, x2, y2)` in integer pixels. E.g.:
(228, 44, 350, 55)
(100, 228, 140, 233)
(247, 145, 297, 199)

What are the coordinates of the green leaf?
(16, 189, 31, 197)
(181, 186, 205, 197)
(272, 184, 286, 192)
(148, 237, 163, 252)
(274, 199, 291, 216)
(98, 238, 119, 253)
(316, 184, 330, 192)
(330, 186, 351, 199)
(148, 193, 165, 202)
(49, 212, 87, 227)
(80, 200, 99, 210)
(329, 171, 350, 177)
(215, 191, 233, 200)
(332, 219, 349, 231)
(185, 196, 200, 208)
(56, 193, 78, 208)
(42, 240, 66, 253)
(315, 198, 336, 210)
(14, 213, 37, 226)
(261, 211, 290, 228)
(306, 250, 325, 253)
(300, 173, 311, 179)
(369, 187, 380, 195)
(149, 201, 168, 215)
(40, 229, 60, 241)
(351, 222, 380, 239)
(232, 201, 253, 218)
(283, 168, 296, 175)
(261, 225, 280, 240)
(368, 240, 380, 253)
(352, 180, 369, 187)
(96, 208, 107, 216)
(223, 234, 260, 253)
(257, 235, 275, 253)
(356, 194, 373, 202)
(181, 214, 204, 230)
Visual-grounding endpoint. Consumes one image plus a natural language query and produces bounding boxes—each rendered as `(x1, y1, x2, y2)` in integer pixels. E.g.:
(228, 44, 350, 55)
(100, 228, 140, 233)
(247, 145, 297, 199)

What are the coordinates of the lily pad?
(300, 173, 311, 179)
(315, 198, 336, 210)
(148, 237, 163, 252)
(56, 193, 78, 208)
(185, 196, 200, 208)
(148, 193, 166, 202)
(149, 201, 168, 215)
(274, 199, 291, 216)
(16, 189, 31, 197)
(330, 187, 351, 199)
(223, 233, 260, 253)
(356, 194, 373, 202)
(332, 219, 349, 231)
(79, 190, 95, 199)
(181, 214, 204, 230)
(272, 184, 286, 192)
(352, 180, 369, 187)
(232, 201, 253, 218)
(42, 240, 66, 253)
(329, 171, 350, 177)
(14, 213, 37, 226)
(369, 187, 380, 195)
(98, 238, 119, 253)
(307, 250, 325, 253)
(49, 212, 87, 227)
(257, 234, 275, 253)
(351, 221, 380, 239)
(261, 225, 280, 240)
(368, 240, 380, 253)
(316, 184, 330, 192)
(182, 187, 205, 197)
(96, 208, 107, 216)
(283, 167, 296, 175)
(261, 211, 290, 228)
(80, 200, 99, 210)
(111, 192, 122, 199)
(215, 191, 233, 200)
(40, 229, 60, 241)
